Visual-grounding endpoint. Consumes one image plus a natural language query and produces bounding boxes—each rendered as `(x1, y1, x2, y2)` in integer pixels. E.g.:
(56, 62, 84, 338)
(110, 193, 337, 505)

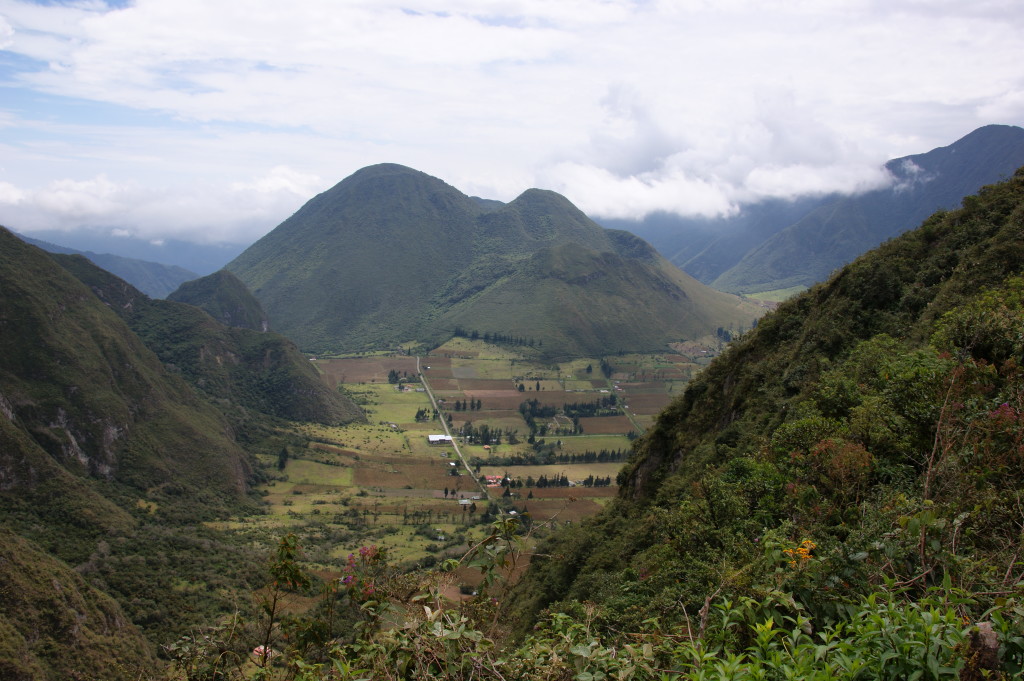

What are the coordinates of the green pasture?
(532, 380, 563, 391)
(451, 357, 515, 379)
(563, 380, 604, 391)
(431, 337, 523, 361)
(558, 358, 601, 379)
(554, 434, 633, 453)
(459, 442, 531, 460)
(745, 286, 805, 302)
(343, 425, 413, 454)
(284, 458, 354, 486)
(463, 415, 526, 433)
(407, 437, 455, 458)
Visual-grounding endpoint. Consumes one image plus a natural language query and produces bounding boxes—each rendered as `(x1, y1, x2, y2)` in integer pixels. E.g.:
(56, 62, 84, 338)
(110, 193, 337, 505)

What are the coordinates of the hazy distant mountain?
(14, 230, 246, 276)
(607, 125, 1024, 294)
(227, 164, 763, 357)
(16, 233, 199, 298)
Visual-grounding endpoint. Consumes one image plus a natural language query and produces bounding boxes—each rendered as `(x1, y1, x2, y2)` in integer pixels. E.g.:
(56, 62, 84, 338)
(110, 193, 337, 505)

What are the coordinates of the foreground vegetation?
(164, 519, 1024, 681)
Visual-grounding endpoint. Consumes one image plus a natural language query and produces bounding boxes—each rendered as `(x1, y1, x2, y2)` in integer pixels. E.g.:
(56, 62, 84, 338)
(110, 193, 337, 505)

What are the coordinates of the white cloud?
(1, 167, 323, 243)
(0, 14, 13, 50)
(0, 0, 1022, 236)
(541, 161, 737, 220)
(0, 181, 25, 207)
(230, 166, 323, 199)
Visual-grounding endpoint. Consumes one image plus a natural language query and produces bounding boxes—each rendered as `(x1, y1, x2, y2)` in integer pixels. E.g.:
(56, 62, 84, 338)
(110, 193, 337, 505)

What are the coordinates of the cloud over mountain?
(1, 0, 1022, 243)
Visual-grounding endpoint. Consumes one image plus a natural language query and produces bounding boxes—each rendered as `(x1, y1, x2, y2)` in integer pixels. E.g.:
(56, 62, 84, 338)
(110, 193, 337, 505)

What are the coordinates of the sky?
(0, 0, 1023, 248)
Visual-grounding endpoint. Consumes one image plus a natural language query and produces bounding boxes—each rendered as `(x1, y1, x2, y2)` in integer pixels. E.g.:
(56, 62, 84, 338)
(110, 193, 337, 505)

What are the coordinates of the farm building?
(427, 434, 453, 445)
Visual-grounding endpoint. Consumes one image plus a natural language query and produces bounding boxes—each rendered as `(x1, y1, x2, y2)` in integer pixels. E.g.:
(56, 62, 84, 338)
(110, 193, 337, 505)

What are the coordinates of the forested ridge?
(498, 166, 1024, 675)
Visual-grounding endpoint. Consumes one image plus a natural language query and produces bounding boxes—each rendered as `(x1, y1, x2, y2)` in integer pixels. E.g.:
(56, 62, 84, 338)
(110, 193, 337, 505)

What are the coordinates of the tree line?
(452, 327, 540, 348)
(469, 448, 629, 468)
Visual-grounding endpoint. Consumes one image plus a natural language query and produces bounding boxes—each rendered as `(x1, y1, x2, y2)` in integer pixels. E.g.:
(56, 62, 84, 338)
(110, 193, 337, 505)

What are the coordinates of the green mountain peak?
(228, 165, 761, 356)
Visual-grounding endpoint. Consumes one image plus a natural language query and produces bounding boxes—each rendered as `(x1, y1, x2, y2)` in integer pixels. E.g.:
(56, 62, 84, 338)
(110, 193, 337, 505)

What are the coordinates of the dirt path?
(417, 356, 490, 499)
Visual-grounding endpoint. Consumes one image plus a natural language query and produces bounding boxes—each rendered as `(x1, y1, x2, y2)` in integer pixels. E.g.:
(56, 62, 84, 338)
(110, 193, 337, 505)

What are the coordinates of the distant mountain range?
(604, 124, 1024, 294)
(226, 164, 764, 358)
(12, 230, 246, 276)
(15, 233, 200, 298)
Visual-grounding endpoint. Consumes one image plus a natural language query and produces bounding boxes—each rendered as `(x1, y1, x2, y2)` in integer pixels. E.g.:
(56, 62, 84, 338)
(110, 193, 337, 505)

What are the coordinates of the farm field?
(219, 338, 701, 589)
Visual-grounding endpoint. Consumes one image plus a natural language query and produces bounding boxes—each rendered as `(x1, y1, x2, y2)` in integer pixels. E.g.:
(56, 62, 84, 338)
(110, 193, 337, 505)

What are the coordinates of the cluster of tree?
(561, 395, 618, 417)
(530, 474, 570, 488)
(459, 421, 520, 446)
(577, 475, 614, 487)
(517, 397, 617, 437)
(452, 327, 540, 348)
(448, 398, 483, 411)
(413, 407, 437, 422)
(519, 398, 557, 421)
(515, 379, 546, 392)
(386, 368, 412, 384)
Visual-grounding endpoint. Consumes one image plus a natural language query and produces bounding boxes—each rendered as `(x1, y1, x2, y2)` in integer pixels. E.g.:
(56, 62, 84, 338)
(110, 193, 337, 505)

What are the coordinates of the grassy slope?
(0, 528, 156, 681)
(0, 228, 252, 502)
(438, 243, 760, 358)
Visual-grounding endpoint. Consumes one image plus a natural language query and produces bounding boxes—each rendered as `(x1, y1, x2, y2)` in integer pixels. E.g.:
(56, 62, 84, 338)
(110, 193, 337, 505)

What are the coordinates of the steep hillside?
(0, 226, 279, 667)
(228, 164, 761, 356)
(16, 233, 199, 298)
(0, 528, 155, 681)
(0, 227, 252, 507)
(54, 254, 363, 425)
(506, 167, 1024, 643)
(167, 268, 269, 331)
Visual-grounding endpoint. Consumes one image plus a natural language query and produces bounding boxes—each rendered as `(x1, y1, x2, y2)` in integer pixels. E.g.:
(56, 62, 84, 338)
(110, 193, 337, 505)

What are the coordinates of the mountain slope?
(16, 233, 199, 298)
(0, 527, 155, 681)
(0, 226, 277, 668)
(54, 254, 363, 425)
(437, 241, 757, 357)
(0, 227, 252, 503)
(506, 166, 1024, 639)
(167, 269, 269, 331)
(228, 164, 762, 357)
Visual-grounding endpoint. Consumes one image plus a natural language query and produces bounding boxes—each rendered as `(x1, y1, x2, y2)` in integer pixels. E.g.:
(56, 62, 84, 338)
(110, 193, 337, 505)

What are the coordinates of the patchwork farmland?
(215, 337, 719, 587)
